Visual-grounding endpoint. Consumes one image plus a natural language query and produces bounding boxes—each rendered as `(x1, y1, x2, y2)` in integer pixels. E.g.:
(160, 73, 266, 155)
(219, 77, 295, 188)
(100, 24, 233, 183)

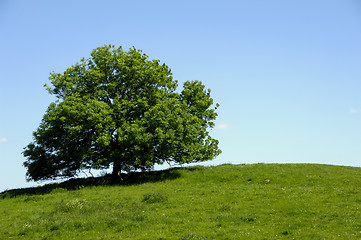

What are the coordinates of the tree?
(23, 45, 221, 181)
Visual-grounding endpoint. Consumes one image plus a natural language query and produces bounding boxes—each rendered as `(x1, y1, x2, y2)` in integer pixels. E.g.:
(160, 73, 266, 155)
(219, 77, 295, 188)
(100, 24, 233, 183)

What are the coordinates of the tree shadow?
(0, 168, 182, 199)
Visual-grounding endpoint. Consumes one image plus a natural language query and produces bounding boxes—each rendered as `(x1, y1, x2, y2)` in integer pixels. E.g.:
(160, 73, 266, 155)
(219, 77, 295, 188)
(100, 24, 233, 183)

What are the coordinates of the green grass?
(1, 164, 361, 239)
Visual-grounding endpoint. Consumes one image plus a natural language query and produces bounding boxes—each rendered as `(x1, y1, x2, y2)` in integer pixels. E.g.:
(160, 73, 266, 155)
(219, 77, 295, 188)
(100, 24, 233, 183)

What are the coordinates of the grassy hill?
(1, 164, 360, 239)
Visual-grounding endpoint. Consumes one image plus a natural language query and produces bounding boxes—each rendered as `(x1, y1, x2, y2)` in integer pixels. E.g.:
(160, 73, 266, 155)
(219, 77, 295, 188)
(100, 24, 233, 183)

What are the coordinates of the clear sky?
(1, 0, 360, 192)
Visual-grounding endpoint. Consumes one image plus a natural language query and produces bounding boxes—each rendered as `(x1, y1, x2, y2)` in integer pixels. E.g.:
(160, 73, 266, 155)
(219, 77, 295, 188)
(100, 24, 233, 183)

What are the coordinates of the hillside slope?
(1, 164, 360, 239)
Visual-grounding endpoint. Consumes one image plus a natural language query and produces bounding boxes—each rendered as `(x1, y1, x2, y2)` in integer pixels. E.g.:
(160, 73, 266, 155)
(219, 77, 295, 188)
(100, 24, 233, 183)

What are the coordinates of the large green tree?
(23, 45, 221, 181)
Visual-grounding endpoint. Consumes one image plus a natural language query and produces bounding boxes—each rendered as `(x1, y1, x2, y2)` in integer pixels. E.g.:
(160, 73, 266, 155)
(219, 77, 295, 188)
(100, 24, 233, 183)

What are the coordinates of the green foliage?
(23, 45, 220, 181)
(1, 164, 361, 239)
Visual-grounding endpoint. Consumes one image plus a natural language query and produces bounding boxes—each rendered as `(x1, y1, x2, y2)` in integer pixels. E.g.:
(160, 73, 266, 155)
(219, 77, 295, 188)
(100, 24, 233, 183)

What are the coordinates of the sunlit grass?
(1, 164, 361, 239)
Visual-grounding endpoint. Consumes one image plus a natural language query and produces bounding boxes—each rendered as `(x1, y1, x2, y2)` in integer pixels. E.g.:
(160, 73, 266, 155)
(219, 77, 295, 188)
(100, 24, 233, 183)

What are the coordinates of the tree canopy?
(23, 45, 221, 181)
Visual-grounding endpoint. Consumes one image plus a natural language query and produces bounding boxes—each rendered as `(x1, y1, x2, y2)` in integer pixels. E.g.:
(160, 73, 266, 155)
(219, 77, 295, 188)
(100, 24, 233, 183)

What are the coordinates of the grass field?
(1, 164, 360, 239)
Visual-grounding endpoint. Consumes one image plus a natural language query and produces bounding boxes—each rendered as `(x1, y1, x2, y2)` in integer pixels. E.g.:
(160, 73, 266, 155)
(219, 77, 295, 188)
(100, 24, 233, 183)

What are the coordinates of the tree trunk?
(112, 160, 122, 179)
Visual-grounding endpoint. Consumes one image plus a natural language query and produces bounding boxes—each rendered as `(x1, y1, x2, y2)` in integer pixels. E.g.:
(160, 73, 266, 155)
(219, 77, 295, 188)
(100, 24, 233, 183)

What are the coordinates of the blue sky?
(1, 0, 360, 192)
